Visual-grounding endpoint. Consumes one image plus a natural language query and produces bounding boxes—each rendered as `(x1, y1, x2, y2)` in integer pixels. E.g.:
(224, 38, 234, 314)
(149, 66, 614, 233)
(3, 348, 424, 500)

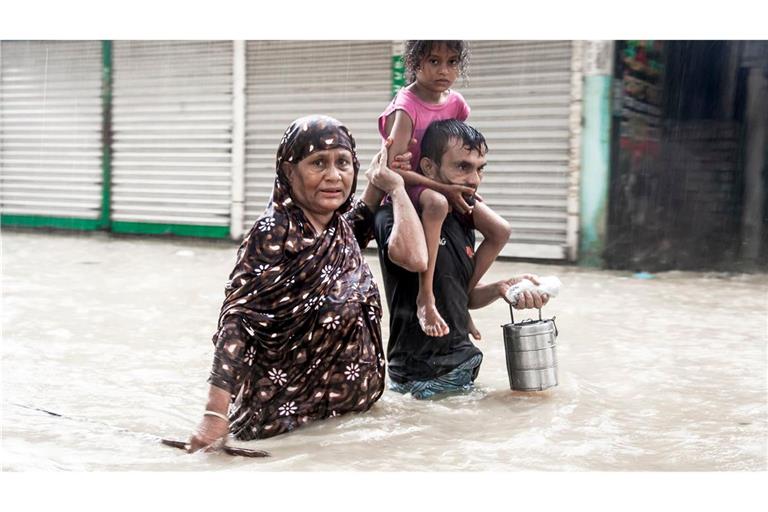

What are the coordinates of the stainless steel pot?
(502, 305, 559, 391)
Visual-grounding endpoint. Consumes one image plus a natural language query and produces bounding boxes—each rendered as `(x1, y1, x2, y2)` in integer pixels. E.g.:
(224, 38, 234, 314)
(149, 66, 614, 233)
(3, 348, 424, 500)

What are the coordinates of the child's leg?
(469, 201, 512, 293)
(417, 188, 450, 337)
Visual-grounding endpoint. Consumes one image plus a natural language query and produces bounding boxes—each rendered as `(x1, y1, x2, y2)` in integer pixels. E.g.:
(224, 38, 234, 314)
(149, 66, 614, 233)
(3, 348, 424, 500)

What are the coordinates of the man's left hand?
(499, 274, 550, 309)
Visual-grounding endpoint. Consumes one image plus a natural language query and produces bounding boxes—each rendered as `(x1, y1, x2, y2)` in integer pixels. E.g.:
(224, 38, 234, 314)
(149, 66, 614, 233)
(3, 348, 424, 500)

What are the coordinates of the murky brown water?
(2, 231, 766, 470)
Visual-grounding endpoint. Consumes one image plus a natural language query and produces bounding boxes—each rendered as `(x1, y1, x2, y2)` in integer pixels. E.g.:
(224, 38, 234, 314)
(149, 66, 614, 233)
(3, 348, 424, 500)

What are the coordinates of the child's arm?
(467, 201, 512, 292)
(384, 110, 414, 172)
(384, 111, 475, 214)
(359, 139, 413, 211)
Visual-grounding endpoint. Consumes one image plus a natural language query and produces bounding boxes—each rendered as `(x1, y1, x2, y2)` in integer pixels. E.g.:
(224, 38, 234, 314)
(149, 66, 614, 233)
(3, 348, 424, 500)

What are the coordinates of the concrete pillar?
(579, 41, 615, 267)
(566, 41, 584, 262)
(230, 40, 246, 240)
(740, 67, 768, 263)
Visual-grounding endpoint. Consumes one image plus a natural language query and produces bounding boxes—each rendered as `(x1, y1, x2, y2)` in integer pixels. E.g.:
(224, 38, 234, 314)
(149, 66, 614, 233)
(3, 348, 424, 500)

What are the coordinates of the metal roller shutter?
(0, 41, 103, 227)
(111, 41, 233, 236)
(456, 41, 575, 259)
(243, 40, 391, 228)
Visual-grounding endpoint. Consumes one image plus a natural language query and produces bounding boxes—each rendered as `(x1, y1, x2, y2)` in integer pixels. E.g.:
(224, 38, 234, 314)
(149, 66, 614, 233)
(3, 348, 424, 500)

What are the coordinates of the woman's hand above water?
(188, 414, 229, 453)
(187, 384, 231, 453)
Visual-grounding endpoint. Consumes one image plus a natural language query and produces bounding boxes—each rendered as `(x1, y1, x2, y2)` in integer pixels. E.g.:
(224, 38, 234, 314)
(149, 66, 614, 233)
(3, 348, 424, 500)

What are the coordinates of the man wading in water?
(374, 119, 549, 399)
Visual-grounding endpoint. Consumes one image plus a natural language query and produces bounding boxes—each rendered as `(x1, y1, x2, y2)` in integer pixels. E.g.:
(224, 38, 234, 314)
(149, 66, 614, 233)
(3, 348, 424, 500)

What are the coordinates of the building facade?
(2, 40, 765, 269)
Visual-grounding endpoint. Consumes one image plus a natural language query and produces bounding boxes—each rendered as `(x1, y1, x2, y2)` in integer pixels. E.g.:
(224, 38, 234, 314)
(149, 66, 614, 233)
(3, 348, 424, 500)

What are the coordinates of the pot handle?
(509, 305, 543, 324)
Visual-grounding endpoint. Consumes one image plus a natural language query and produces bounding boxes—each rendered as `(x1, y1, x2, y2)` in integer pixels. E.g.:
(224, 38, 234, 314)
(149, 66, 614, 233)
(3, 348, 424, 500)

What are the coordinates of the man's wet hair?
(420, 119, 488, 167)
(403, 40, 470, 84)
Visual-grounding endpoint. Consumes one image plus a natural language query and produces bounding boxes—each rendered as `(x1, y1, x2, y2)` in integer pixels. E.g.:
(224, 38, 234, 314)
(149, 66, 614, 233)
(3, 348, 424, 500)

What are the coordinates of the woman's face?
(283, 147, 355, 220)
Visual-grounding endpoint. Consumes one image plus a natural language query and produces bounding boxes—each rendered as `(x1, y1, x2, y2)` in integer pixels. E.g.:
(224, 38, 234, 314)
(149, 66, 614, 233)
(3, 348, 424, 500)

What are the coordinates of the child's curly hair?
(403, 40, 470, 84)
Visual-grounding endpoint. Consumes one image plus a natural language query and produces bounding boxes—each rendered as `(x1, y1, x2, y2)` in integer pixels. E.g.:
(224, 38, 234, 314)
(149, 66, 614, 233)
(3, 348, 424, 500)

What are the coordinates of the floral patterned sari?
(207, 115, 385, 440)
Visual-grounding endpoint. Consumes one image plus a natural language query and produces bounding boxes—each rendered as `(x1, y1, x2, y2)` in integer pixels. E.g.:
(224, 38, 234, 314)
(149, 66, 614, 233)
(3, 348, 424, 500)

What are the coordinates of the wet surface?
(2, 231, 766, 470)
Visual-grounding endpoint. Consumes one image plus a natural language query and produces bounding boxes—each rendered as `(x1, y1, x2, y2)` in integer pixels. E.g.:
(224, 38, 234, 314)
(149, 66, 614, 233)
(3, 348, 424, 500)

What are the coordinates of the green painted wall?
(391, 54, 405, 97)
(111, 222, 230, 239)
(0, 215, 102, 231)
(100, 40, 113, 231)
(579, 75, 613, 267)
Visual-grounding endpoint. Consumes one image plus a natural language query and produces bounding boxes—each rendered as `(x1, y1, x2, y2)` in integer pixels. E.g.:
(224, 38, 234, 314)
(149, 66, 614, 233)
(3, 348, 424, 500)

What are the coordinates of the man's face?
(426, 137, 487, 192)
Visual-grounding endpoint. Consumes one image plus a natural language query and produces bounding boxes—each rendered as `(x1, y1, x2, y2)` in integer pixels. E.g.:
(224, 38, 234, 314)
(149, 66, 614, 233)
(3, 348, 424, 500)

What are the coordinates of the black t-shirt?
(374, 204, 482, 383)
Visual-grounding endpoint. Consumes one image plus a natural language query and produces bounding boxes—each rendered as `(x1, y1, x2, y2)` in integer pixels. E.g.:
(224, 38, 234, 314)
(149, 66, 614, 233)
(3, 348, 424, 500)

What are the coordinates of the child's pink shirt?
(378, 87, 470, 173)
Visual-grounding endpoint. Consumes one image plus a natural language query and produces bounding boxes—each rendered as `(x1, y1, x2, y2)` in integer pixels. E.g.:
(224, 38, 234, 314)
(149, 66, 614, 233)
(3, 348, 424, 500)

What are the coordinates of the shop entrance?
(606, 41, 767, 271)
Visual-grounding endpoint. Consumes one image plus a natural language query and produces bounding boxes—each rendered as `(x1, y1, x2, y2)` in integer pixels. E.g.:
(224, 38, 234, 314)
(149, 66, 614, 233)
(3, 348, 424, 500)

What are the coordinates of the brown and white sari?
(207, 115, 385, 440)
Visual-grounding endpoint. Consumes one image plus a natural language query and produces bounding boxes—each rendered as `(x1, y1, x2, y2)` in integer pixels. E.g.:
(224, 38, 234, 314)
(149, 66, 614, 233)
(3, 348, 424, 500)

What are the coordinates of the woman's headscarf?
(218, 113, 377, 322)
(273, 114, 360, 216)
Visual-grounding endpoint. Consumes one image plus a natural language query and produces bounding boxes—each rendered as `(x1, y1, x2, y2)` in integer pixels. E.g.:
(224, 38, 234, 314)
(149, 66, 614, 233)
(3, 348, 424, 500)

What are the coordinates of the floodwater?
(1, 231, 766, 471)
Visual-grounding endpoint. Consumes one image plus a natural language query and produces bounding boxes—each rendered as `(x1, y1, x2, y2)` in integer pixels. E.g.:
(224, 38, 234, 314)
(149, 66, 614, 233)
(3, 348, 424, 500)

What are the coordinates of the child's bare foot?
(416, 296, 450, 337)
(468, 314, 481, 341)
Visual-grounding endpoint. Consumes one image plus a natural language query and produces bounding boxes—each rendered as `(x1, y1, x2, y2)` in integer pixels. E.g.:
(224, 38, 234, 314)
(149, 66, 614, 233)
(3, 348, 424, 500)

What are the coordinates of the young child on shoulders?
(378, 40, 512, 339)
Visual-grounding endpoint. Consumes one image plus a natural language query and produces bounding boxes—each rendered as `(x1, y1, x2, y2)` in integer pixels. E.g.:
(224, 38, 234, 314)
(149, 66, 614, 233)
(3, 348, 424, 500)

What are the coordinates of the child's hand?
(366, 143, 405, 194)
(387, 137, 418, 172)
(391, 152, 413, 171)
(443, 183, 477, 215)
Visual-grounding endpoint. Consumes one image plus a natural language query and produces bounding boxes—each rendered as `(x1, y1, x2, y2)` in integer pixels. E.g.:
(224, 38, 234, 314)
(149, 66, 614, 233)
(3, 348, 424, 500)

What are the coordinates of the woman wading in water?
(188, 115, 427, 451)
